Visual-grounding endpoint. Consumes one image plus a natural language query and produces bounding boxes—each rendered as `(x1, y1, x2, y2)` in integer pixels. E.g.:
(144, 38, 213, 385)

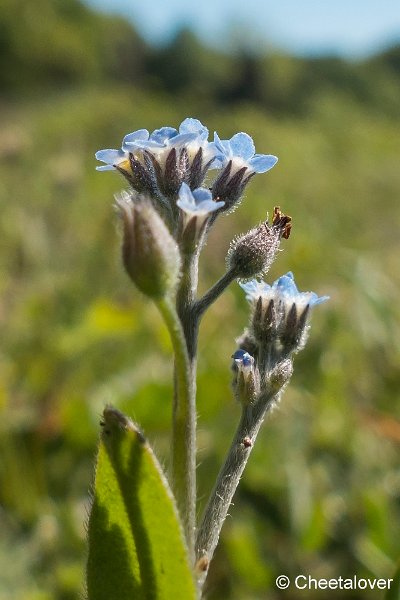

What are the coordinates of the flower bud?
(268, 358, 293, 392)
(115, 191, 181, 299)
(227, 207, 291, 280)
(231, 349, 260, 404)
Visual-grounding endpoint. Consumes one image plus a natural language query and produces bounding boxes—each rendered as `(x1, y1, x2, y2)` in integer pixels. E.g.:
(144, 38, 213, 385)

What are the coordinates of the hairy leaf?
(86, 406, 196, 600)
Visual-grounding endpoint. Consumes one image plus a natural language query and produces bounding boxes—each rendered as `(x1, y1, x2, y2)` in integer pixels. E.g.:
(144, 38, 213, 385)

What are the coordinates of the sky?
(85, 0, 400, 57)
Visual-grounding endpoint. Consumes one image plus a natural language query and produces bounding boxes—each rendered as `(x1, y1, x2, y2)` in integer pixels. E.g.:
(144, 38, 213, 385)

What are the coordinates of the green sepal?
(86, 406, 196, 600)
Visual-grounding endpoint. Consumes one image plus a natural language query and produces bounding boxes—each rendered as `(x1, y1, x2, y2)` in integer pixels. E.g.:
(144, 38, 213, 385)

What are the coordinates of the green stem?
(157, 296, 196, 560)
(193, 267, 238, 319)
(195, 389, 280, 590)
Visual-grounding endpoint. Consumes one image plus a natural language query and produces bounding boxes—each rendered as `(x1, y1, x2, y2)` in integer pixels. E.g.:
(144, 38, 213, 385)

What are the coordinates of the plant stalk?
(193, 267, 238, 319)
(157, 295, 196, 559)
(195, 389, 280, 588)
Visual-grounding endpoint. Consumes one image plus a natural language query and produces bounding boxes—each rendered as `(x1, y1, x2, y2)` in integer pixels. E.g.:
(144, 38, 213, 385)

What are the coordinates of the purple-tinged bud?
(227, 207, 292, 280)
(251, 296, 278, 345)
(211, 160, 250, 213)
(115, 191, 181, 299)
(115, 152, 158, 197)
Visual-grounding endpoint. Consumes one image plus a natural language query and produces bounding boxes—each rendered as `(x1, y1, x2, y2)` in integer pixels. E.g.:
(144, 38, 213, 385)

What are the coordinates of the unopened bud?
(268, 359, 293, 392)
(227, 207, 291, 280)
(116, 191, 181, 299)
(232, 349, 260, 404)
(211, 161, 250, 212)
(279, 303, 311, 354)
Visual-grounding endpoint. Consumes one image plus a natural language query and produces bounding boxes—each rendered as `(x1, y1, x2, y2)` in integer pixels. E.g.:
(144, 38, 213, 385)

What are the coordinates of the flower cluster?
(96, 118, 278, 240)
(232, 272, 329, 404)
(96, 117, 327, 398)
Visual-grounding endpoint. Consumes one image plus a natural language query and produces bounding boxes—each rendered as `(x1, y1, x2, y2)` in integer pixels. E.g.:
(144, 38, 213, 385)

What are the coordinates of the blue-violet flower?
(214, 132, 278, 175)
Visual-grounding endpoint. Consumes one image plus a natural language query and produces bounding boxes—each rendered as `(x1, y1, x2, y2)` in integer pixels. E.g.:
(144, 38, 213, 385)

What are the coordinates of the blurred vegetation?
(0, 0, 400, 598)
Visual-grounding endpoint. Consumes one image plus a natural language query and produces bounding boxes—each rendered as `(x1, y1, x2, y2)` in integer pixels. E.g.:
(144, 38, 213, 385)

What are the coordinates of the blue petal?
(213, 132, 230, 157)
(229, 133, 255, 160)
(310, 294, 330, 306)
(95, 148, 125, 163)
(167, 132, 199, 147)
(249, 154, 278, 173)
(96, 164, 116, 171)
(275, 273, 299, 296)
(240, 279, 268, 298)
(210, 199, 225, 211)
(206, 141, 225, 163)
(240, 280, 258, 293)
(233, 349, 253, 366)
(125, 139, 164, 150)
(197, 200, 224, 213)
(178, 182, 195, 206)
(179, 118, 208, 141)
(122, 129, 149, 145)
(150, 127, 177, 144)
(192, 187, 213, 204)
(233, 349, 248, 360)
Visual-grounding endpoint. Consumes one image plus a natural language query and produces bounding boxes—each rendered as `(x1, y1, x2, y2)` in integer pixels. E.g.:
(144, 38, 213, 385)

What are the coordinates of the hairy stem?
(177, 250, 201, 360)
(193, 267, 238, 319)
(157, 296, 196, 559)
(195, 388, 280, 588)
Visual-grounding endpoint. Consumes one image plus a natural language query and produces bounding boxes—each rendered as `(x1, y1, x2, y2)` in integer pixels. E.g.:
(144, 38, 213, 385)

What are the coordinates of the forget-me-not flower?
(241, 272, 329, 350)
(210, 131, 278, 213)
(241, 272, 329, 311)
(177, 183, 224, 218)
(124, 118, 222, 171)
(214, 132, 278, 175)
(95, 129, 150, 172)
(176, 183, 225, 245)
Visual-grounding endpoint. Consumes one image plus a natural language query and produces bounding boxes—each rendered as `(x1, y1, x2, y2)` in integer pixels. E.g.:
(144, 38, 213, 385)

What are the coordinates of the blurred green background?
(1, 0, 400, 598)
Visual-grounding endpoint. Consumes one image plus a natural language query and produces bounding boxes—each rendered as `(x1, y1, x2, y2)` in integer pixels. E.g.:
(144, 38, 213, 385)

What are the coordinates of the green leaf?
(86, 406, 196, 600)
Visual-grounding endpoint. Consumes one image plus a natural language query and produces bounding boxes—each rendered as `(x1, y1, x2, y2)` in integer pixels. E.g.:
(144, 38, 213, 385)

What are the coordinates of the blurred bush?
(0, 0, 400, 598)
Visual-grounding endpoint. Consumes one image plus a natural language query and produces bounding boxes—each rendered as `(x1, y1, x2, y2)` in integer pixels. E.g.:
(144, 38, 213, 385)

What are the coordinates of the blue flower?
(241, 272, 329, 311)
(124, 118, 222, 168)
(176, 183, 225, 217)
(214, 132, 278, 174)
(241, 273, 328, 351)
(232, 349, 254, 367)
(95, 148, 130, 172)
(95, 129, 150, 171)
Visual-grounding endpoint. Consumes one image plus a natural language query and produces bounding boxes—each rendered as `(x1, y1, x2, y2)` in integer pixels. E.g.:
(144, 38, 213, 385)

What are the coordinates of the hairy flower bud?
(115, 191, 181, 299)
(268, 358, 293, 392)
(231, 349, 260, 404)
(227, 207, 292, 280)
